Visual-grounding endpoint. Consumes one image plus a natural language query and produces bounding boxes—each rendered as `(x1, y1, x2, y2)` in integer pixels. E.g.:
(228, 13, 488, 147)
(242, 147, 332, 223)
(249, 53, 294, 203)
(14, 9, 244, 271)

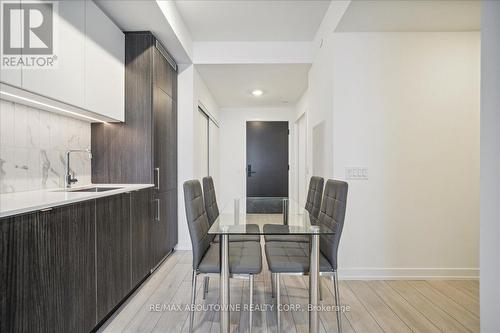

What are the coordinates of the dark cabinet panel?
(96, 194, 131, 321)
(153, 87, 176, 191)
(0, 202, 96, 333)
(150, 189, 178, 268)
(150, 193, 168, 267)
(166, 189, 178, 251)
(92, 31, 178, 276)
(1, 212, 46, 333)
(153, 47, 174, 98)
(91, 32, 154, 184)
(167, 100, 178, 191)
(130, 189, 153, 285)
(38, 203, 97, 332)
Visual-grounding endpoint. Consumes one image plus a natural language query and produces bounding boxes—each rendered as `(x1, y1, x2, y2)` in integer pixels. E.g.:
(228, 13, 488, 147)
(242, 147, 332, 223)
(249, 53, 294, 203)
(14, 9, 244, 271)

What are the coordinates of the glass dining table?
(208, 197, 336, 333)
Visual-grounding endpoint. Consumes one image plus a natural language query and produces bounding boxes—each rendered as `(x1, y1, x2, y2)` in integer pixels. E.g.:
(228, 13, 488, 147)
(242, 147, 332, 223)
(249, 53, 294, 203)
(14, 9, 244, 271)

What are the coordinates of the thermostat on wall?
(346, 167, 368, 180)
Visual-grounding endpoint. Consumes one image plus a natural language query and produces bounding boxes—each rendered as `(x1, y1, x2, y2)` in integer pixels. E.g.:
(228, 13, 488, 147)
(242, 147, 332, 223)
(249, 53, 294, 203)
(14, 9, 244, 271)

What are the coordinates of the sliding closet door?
(197, 109, 209, 179)
(208, 120, 219, 184)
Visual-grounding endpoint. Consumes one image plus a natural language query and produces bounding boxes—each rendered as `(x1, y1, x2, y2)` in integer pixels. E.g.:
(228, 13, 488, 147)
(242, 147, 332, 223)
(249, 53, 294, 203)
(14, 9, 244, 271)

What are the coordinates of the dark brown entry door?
(246, 121, 288, 212)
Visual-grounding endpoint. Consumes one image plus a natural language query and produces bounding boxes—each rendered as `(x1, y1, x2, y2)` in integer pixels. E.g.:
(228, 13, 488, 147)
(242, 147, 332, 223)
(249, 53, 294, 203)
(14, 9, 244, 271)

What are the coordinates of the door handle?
(154, 199, 160, 222)
(247, 164, 256, 177)
(154, 167, 160, 190)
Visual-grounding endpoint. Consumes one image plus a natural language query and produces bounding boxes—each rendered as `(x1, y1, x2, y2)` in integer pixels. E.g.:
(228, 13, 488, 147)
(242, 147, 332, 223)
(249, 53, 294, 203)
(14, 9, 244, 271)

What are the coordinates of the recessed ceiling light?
(252, 89, 263, 97)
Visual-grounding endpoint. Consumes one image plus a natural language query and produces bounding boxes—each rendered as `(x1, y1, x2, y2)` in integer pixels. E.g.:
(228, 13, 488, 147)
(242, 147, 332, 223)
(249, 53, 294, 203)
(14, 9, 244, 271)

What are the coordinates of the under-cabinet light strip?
(0, 90, 107, 123)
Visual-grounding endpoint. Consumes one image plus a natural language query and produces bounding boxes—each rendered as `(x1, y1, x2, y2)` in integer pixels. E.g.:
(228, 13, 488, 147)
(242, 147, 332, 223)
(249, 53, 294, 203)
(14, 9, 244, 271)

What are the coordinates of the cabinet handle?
(40, 207, 53, 212)
(154, 167, 160, 190)
(155, 199, 160, 222)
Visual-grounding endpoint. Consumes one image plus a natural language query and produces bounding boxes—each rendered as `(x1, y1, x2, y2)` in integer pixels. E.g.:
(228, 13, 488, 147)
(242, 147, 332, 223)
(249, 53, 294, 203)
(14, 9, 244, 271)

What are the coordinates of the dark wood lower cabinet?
(0, 189, 160, 332)
(150, 189, 177, 269)
(0, 202, 96, 333)
(151, 192, 168, 268)
(131, 189, 153, 285)
(166, 189, 178, 252)
(96, 193, 132, 321)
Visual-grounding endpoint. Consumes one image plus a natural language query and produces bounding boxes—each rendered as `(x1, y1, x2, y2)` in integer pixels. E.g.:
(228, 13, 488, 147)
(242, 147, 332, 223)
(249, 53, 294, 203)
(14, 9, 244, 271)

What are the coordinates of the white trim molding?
(175, 244, 192, 251)
(338, 267, 479, 280)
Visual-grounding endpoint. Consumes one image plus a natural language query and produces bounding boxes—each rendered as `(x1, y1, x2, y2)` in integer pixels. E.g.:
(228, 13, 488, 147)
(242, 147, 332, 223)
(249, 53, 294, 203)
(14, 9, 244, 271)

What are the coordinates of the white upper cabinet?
(1, 0, 124, 122)
(85, 0, 124, 121)
(22, 0, 85, 107)
(0, 0, 22, 87)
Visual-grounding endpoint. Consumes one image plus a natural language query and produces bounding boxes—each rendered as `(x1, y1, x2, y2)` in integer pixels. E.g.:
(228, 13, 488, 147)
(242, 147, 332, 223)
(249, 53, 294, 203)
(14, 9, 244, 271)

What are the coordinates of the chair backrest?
(318, 179, 348, 270)
(202, 176, 219, 226)
(183, 179, 213, 270)
(305, 176, 324, 219)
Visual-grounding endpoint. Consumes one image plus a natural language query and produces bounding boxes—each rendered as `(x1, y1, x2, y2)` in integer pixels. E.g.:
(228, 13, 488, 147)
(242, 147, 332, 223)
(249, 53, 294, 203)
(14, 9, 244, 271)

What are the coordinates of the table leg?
(282, 198, 288, 225)
(309, 230, 320, 333)
(220, 234, 230, 333)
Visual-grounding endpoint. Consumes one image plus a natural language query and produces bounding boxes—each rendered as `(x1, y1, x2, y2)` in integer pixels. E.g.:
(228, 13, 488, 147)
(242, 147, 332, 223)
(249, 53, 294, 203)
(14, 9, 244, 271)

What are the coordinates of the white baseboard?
(175, 243, 192, 251)
(170, 247, 479, 280)
(337, 267, 479, 280)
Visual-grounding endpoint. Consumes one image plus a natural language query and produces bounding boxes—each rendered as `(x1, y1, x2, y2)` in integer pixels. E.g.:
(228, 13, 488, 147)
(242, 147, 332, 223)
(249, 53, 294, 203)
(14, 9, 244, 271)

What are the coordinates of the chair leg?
(249, 274, 254, 333)
(271, 273, 275, 298)
(276, 273, 281, 333)
(190, 270, 197, 333)
(333, 271, 342, 333)
(319, 277, 323, 301)
(203, 276, 209, 300)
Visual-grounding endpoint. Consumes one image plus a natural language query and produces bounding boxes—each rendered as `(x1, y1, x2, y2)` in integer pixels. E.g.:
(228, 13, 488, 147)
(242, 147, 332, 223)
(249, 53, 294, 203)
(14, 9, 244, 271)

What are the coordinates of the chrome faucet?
(65, 148, 92, 188)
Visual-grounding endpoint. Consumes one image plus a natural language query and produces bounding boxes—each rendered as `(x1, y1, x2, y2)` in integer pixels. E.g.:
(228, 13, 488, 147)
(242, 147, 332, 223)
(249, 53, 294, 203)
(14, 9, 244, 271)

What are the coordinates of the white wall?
(302, 1, 350, 182)
(303, 1, 350, 181)
(295, 90, 308, 119)
(194, 68, 220, 186)
(480, 1, 500, 330)
(177, 64, 196, 251)
(330, 32, 480, 278)
(194, 68, 219, 121)
(218, 107, 296, 213)
(293, 92, 309, 206)
(308, 35, 335, 180)
(177, 65, 220, 250)
(208, 121, 219, 188)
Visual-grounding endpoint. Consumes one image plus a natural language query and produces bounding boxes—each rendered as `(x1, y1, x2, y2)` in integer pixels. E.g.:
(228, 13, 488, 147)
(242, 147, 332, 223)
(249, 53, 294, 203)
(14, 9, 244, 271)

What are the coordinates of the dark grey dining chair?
(264, 179, 348, 333)
(263, 176, 324, 243)
(203, 176, 260, 242)
(184, 180, 262, 333)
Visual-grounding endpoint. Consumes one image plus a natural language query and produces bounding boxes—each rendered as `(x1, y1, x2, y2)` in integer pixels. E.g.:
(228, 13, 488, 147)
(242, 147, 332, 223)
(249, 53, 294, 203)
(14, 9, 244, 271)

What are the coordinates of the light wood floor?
(98, 248, 479, 333)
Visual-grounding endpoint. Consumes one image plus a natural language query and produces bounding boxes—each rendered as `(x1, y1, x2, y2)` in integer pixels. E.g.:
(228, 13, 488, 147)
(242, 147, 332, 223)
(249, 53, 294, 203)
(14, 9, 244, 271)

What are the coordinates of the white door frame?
(294, 111, 308, 211)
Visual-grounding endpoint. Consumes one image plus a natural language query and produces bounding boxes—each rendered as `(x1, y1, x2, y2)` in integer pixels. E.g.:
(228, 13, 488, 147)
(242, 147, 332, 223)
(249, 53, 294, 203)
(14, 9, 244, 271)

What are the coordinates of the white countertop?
(0, 184, 155, 218)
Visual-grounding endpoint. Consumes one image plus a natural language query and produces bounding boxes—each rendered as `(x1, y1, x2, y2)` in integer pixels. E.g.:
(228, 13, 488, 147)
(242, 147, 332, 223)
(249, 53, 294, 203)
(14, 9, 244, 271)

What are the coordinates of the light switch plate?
(346, 167, 368, 180)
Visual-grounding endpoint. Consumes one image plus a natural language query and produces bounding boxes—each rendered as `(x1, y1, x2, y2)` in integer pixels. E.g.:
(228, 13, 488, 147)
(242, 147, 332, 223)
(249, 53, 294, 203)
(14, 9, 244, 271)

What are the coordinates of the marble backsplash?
(0, 99, 91, 193)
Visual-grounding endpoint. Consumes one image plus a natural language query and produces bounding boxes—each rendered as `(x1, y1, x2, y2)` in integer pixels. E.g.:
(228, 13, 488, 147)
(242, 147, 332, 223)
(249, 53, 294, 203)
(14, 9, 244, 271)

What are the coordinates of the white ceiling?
(96, 0, 192, 63)
(196, 64, 310, 107)
(336, 0, 480, 32)
(175, 0, 331, 41)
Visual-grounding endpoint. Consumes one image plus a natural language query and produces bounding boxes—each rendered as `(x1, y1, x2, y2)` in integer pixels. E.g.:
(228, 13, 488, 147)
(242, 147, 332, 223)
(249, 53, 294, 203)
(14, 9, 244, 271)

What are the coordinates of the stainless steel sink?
(65, 187, 123, 193)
